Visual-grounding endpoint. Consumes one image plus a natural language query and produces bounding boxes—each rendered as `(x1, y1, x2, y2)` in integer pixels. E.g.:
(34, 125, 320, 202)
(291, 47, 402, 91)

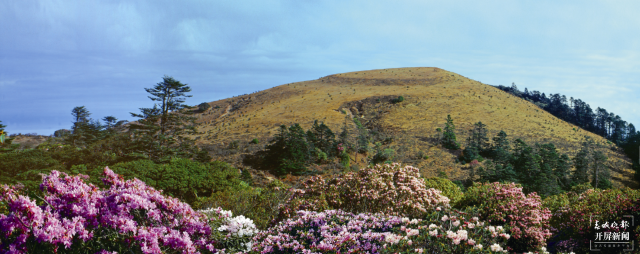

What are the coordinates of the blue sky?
(1, 1, 639, 136)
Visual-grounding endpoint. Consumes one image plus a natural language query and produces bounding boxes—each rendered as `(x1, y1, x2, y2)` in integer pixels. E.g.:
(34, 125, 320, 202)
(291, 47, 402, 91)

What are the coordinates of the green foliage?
(314, 148, 328, 163)
(53, 129, 71, 138)
(240, 169, 254, 186)
(0, 149, 61, 192)
(371, 148, 394, 165)
(128, 76, 199, 163)
(391, 95, 404, 103)
(198, 102, 211, 111)
(196, 179, 291, 230)
(442, 115, 460, 150)
(423, 177, 463, 206)
(460, 146, 479, 163)
(468, 121, 489, 152)
(548, 187, 640, 253)
(250, 138, 259, 144)
(306, 120, 336, 157)
(263, 124, 311, 176)
(109, 159, 243, 206)
(339, 151, 350, 168)
(228, 140, 240, 149)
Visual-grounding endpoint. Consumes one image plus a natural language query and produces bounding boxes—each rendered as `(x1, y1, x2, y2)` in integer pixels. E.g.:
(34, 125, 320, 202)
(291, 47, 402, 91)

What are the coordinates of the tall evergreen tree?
(128, 76, 200, 163)
(591, 150, 609, 189)
(66, 106, 103, 147)
(264, 124, 311, 175)
(442, 115, 460, 150)
(572, 147, 591, 185)
(306, 120, 336, 157)
(491, 130, 511, 163)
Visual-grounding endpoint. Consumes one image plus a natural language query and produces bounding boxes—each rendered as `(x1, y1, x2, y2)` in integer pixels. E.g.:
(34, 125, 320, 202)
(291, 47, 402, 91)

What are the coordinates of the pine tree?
(591, 150, 609, 189)
(128, 76, 199, 163)
(470, 121, 489, 152)
(264, 124, 311, 175)
(306, 120, 336, 157)
(572, 147, 590, 185)
(442, 115, 460, 150)
(491, 130, 511, 163)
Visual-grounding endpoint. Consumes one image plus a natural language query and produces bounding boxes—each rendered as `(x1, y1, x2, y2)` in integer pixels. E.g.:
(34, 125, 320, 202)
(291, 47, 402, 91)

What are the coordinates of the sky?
(1, 1, 639, 136)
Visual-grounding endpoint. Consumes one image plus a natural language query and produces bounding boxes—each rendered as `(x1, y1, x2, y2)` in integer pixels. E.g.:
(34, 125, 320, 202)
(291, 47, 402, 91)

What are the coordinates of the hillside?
(185, 67, 638, 189)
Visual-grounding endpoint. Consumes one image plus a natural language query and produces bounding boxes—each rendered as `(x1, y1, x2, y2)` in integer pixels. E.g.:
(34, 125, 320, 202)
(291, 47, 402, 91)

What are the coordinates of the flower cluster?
(200, 207, 258, 252)
(278, 163, 450, 222)
(252, 209, 422, 253)
(456, 182, 552, 252)
(0, 167, 216, 253)
(547, 187, 640, 253)
(415, 207, 510, 253)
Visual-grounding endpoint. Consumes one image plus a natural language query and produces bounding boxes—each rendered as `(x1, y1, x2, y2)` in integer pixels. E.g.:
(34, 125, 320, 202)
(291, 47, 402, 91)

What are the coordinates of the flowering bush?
(0, 167, 217, 253)
(253, 209, 421, 253)
(200, 207, 258, 253)
(277, 163, 450, 222)
(455, 182, 552, 253)
(547, 187, 640, 253)
(414, 206, 511, 253)
(255, 207, 511, 254)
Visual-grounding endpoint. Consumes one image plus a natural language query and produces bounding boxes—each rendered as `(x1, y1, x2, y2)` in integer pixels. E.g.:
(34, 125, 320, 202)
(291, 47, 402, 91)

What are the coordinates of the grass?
(185, 67, 638, 189)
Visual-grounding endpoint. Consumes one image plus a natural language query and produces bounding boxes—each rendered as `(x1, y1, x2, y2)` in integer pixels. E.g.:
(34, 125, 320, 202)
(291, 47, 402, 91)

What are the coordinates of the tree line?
(495, 83, 640, 182)
(440, 114, 612, 197)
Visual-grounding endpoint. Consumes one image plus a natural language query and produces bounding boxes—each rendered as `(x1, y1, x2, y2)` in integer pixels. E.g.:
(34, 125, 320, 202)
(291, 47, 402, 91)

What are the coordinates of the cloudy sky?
(1, 1, 639, 136)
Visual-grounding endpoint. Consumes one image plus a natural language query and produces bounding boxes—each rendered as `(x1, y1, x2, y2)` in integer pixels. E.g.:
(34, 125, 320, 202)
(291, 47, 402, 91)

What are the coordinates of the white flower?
(441, 215, 449, 221)
(474, 244, 483, 250)
(490, 243, 503, 252)
(452, 220, 460, 227)
(496, 226, 504, 232)
(456, 230, 468, 241)
(428, 223, 438, 229)
(467, 223, 475, 229)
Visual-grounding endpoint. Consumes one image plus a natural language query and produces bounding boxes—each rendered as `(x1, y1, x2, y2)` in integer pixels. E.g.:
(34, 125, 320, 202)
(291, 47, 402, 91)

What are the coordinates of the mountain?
(185, 67, 638, 189)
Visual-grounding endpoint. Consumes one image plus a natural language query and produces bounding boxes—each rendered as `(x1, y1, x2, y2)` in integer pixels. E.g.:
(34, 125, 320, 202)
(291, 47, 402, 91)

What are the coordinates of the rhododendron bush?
(254, 208, 513, 254)
(455, 182, 552, 253)
(546, 187, 640, 253)
(277, 163, 450, 222)
(0, 167, 218, 253)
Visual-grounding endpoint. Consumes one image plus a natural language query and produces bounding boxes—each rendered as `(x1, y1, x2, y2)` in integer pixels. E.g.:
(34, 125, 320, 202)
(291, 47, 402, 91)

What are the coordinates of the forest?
(0, 76, 638, 253)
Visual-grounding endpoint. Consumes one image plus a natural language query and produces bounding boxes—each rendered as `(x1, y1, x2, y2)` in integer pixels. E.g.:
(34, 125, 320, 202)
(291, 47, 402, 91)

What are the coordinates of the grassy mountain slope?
(187, 67, 638, 189)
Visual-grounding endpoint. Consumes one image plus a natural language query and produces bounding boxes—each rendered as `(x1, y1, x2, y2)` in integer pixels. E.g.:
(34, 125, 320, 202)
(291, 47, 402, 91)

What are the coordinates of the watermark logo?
(590, 215, 635, 252)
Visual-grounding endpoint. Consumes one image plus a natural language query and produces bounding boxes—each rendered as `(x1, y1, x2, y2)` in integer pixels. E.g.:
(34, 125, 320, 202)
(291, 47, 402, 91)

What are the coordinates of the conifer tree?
(128, 76, 200, 163)
(442, 115, 460, 150)
(306, 120, 336, 157)
(264, 124, 310, 175)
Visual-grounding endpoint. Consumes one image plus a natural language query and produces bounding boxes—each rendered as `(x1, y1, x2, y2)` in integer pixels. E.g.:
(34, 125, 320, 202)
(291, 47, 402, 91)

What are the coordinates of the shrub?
(108, 159, 244, 206)
(547, 187, 640, 253)
(255, 208, 510, 254)
(249, 138, 259, 144)
(392, 96, 404, 104)
(196, 179, 292, 230)
(455, 182, 552, 252)
(372, 148, 395, 165)
(199, 207, 258, 253)
(198, 102, 211, 111)
(278, 163, 450, 222)
(0, 168, 217, 253)
(423, 177, 463, 206)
